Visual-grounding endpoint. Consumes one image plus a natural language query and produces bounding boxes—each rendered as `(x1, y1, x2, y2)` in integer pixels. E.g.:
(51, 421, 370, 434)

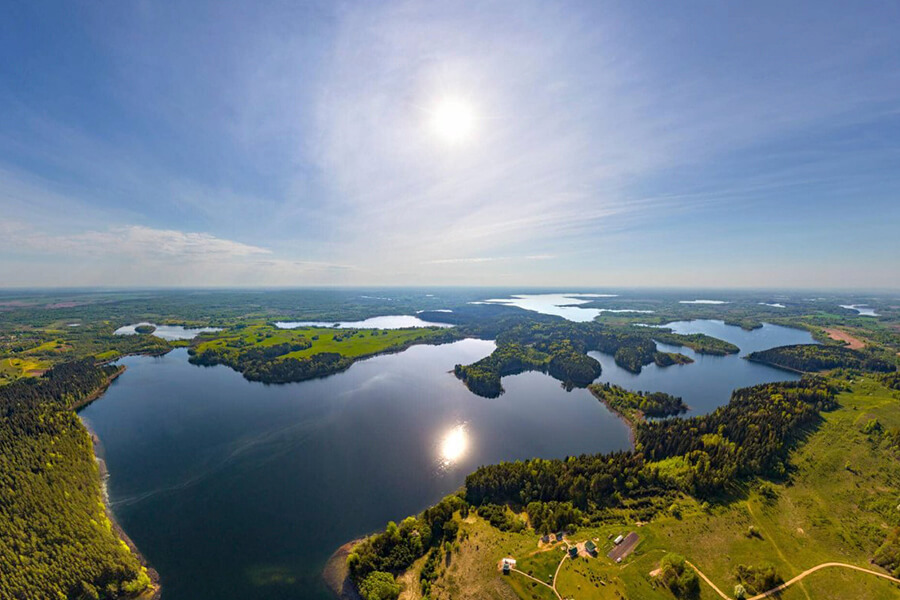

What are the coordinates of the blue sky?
(1, 1, 898, 288)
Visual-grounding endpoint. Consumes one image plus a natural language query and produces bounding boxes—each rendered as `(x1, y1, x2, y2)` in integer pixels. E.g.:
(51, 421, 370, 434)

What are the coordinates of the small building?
(541, 534, 550, 544)
(556, 531, 565, 542)
(568, 546, 579, 558)
(613, 534, 624, 545)
(502, 558, 516, 574)
(584, 540, 597, 555)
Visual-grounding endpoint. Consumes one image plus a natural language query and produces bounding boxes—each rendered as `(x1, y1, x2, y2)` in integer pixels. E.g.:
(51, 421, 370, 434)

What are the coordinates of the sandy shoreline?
(322, 538, 365, 600)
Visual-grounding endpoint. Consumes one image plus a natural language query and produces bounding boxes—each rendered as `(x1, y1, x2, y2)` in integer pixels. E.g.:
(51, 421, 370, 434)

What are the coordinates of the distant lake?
(114, 322, 222, 340)
(475, 293, 652, 322)
(840, 304, 879, 317)
(80, 319, 811, 600)
(275, 315, 453, 329)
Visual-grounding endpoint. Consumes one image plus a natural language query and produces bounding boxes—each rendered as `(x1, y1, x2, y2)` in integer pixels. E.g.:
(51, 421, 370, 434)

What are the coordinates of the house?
(502, 558, 516, 574)
(568, 546, 578, 558)
(613, 534, 624, 545)
(584, 540, 597, 555)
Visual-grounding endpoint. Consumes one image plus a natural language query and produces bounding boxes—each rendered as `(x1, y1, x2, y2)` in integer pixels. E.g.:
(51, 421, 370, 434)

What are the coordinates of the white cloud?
(3, 224, 270, 260)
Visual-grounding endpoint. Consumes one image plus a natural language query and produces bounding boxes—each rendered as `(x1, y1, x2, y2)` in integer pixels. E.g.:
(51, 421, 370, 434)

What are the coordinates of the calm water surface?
(274, 315, 452, 329)
(114, 322, 223, 340)
(591, 320, 816, 415)
(476, 293, 652, 321)
(81, 340, 629, 600)
(81, 320, 811, 600)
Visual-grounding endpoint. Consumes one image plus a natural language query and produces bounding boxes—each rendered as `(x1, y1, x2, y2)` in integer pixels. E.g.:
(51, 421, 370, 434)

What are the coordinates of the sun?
(430, 97, 476, 144)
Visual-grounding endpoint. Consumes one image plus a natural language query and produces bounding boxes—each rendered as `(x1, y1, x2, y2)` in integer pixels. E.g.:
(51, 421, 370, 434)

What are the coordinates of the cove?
(591, 320, 817, 415)
(79, 340, 630, 600)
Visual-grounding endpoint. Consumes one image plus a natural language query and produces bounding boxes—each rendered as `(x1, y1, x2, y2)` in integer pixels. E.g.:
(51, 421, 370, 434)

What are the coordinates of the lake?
(274, 315, 452, 329)
(114, 322, 223, 340)
(80, 340, 630, 600)
(591, 320, 816, 415)
(475, 293, 652, 322)
(80, 319, 813, 600)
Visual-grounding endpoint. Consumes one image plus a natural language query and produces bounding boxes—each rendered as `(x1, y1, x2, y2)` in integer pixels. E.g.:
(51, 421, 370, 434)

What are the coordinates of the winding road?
(686, 559, 900, 600)
(510, 568, 562, 600)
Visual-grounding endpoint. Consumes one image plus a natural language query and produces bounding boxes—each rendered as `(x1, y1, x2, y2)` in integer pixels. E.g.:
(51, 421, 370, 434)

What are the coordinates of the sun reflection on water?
(439, 423, 468, 466)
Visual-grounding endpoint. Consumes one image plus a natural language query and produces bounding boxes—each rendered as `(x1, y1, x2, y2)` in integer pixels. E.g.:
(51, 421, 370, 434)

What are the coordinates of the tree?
(358, 571, 401, 600)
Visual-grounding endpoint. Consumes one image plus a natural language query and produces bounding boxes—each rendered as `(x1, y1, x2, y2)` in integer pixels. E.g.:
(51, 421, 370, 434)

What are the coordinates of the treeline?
(465, 378, 836, 510)
(0, 359, 151, 600)
(589, 383, 687, 421)
(453, 343, 549, 397)
(453, 320, 727, 397)
(747, 344, 896, 373)
(652, 331, 740, 356)
(526, 500, 583, 534)
(638, 378, 838, 492)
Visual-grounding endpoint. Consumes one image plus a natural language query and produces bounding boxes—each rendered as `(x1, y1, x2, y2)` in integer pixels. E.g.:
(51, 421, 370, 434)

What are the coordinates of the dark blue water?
(80, 339, 630, 600)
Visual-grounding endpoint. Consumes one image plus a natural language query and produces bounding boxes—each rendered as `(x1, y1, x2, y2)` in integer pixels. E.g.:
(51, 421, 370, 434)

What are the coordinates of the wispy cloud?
(426, 255, 554, 265)
(2, 224, 270, 260)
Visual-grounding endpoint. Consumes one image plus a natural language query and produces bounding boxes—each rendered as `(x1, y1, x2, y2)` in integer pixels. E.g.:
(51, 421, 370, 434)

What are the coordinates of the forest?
(465, 377, 836, 509)
(589, 382, 687, 422)
(747, 344, 897, 373)
(0, 360, 151, 600)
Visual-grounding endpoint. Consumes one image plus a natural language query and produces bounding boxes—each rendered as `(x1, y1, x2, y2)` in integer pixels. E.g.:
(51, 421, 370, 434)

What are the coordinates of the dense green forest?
(465, 377, 837, 507)
(650, 331, 739, 355)
(0, 360, 151, 600)
(453, 343, 550, 397)
(589, 382, 687, 422)
(747, 344, 897, 373)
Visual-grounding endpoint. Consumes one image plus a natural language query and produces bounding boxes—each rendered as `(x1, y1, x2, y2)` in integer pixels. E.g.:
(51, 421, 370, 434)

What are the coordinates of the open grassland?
(0, 356, 51, 381)
(408, 377, 900, 600)
(193, 323, 454, 360)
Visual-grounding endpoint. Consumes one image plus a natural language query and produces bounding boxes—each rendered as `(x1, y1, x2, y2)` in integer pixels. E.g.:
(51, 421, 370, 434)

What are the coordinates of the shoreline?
(79, 365, 162, 599)
(322, 537, 365, 600)
(587, 385, 640, 448)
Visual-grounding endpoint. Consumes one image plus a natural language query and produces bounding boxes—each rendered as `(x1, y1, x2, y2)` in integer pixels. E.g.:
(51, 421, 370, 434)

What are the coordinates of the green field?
(193, 323, 454, 360)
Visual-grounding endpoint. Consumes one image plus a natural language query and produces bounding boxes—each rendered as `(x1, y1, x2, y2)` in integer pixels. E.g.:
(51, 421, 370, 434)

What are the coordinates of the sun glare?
(430, 97, 476, 144)
(440, 423, 468, 464)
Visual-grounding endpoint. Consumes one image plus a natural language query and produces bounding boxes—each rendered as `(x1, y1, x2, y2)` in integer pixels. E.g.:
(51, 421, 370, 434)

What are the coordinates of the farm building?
(502, 558, 516, 574)
(613, 534, 624, 545)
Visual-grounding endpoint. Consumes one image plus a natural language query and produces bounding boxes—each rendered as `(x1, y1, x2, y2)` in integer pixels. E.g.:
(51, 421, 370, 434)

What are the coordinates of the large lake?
(80, 319, 814, 600)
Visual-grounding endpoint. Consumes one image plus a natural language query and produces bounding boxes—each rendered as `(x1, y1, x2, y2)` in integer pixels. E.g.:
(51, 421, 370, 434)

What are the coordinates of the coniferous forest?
(0, 360, 151, 600)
